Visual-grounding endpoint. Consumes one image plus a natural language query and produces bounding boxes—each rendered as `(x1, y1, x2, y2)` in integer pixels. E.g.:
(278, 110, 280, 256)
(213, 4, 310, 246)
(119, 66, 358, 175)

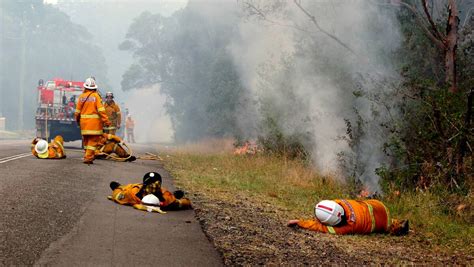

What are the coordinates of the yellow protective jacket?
(104, 101, 121, 131)
(94, 133, 129, 158)
(31, 136, 66, 159)
(110, 183, 191, 211)
(111, 183, 143, 206)
(74, 89, 110, 135)
(297, 199, 391, 235)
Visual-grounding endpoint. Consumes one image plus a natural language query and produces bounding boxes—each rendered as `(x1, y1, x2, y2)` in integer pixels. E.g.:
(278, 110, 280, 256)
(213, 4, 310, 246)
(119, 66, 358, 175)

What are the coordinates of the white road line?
(0, 152, 30, 161)
(0, 153, 32, 164)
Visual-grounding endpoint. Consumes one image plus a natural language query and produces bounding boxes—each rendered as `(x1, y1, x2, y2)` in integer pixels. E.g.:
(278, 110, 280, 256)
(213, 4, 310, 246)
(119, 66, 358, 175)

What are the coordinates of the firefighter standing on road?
(103, 92, 121, 135)
(74, 77, 111, 164)
(125, 115, 136, 143)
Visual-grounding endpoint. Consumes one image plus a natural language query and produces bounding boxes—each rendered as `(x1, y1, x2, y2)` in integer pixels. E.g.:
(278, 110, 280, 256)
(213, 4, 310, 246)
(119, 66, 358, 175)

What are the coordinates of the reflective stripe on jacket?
(74, 90, 110, 135)
(297, 199, 391, 235)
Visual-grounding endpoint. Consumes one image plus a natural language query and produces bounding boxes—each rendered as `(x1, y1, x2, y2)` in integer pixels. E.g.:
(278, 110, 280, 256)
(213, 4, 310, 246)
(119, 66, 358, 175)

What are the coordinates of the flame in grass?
(357, 188, 371, 199)
(234, 141, 261, 155)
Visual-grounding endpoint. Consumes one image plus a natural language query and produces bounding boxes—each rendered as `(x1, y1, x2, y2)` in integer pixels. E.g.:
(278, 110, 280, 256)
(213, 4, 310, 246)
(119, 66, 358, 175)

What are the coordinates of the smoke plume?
(230, 0, 402, 192)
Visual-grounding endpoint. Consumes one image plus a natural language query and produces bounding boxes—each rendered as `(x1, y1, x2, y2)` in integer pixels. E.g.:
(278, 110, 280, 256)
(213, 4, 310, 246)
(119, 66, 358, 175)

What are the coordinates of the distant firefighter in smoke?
(125, 115, 136, 143)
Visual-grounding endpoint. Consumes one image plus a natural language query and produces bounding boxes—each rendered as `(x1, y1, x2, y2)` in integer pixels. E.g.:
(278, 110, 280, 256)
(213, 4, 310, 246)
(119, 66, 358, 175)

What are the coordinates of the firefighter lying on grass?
(31, 135, 66, 159)
(94, 133, 136, 162)
(287, 199, 409, 236)
(108, 172, 192, 213)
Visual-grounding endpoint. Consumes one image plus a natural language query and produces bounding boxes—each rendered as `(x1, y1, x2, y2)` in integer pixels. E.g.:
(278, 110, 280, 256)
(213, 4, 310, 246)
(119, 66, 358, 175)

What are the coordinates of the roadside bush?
(380, 88, 472, 194)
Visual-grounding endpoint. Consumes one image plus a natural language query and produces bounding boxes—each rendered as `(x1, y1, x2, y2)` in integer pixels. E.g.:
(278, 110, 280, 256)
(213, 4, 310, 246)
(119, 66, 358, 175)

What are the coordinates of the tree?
(0, 0, 107, 130)
(120, 3, 245, 142)
(394, 0, 460, 93)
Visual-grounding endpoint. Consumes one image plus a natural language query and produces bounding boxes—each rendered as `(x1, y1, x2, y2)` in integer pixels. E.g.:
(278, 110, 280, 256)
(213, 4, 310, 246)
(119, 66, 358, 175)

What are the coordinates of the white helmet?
(35, 139, 49, 158)
(142, 194, 160, 206)
(314, 200, 345, 226)
(83, 77, 98, 89)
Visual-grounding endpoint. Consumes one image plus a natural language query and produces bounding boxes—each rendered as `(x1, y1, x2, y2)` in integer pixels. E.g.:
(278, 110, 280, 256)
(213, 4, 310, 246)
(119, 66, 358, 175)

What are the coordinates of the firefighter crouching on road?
(287, 199, 409, 236)
(108, 172, 192, 213)
(74, 77, 111, 164)
(103, 92, 121, 135)
(94, 133, 136, 162)
(31, 135, 66, 159)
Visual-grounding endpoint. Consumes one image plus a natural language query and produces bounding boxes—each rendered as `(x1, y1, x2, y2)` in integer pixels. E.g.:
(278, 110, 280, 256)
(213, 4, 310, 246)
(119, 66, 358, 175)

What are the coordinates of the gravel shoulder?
(186, 189, 473, 265)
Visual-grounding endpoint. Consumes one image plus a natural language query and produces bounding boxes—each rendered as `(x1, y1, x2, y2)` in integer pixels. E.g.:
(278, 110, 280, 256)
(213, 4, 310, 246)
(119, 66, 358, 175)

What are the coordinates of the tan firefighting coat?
(94, 133, 130, 159)
(104, 101, 121, 131)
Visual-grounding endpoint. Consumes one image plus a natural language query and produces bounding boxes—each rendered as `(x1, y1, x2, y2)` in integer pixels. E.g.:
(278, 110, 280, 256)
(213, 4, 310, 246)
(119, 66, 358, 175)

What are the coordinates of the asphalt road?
(0, 139, 222, 266)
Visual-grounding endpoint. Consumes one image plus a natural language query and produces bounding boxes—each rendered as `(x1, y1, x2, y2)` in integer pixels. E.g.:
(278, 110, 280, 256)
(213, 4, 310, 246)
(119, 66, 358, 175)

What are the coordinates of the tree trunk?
(445, 0, 459, 93)
(456, 89, 473, 174)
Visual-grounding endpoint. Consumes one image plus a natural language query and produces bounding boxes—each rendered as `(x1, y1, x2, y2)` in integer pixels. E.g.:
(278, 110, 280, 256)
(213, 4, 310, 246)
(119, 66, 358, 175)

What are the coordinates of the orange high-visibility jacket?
(297, 199, 391, 235)
(159, 190, 192, 210)
(31, 136, 66, 159)
(74, 90, 110, 135)
(104, 101, 121, 130)
(125, 118, 135, 129)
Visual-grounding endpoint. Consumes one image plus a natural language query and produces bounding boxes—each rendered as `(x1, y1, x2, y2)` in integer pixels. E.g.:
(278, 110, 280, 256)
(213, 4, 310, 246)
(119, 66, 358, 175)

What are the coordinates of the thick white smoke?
(230, 0, 402, 192)
(123, 85, 173, 143)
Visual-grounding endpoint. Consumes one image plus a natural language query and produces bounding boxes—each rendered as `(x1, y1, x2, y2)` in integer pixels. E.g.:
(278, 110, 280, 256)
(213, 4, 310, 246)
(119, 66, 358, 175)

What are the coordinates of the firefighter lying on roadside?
(31, 135, 66, 159)
(287, 199, 409, 236)
(94, 133, 136, 162)
(108, 172, 192, 213)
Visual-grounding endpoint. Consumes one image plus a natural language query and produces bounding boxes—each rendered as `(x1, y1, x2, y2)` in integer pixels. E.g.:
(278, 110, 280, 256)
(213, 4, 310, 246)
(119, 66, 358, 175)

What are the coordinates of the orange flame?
(234, 141, 260, 155)
(357, 188, 371, 199)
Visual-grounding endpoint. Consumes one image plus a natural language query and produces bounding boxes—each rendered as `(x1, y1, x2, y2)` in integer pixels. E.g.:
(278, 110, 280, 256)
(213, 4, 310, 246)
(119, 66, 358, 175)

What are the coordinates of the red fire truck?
(35, 78, 84, 142)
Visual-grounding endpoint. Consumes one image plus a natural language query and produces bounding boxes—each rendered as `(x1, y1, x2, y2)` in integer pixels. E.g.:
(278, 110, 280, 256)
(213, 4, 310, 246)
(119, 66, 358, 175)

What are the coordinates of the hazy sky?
(53, 0, 187, 142)
(45, 0, 188, 6)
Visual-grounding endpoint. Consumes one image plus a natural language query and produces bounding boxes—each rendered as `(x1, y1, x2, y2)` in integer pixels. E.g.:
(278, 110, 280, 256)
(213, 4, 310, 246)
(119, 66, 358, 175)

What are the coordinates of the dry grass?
(160, 141, 473, 251)
(161, 138, 235, 155)
(162, 149, 349, 217)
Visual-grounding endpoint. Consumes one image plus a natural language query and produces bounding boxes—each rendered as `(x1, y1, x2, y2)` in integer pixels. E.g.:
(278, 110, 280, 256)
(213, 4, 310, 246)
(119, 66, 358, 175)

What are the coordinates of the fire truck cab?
(35, 78, 84, 142)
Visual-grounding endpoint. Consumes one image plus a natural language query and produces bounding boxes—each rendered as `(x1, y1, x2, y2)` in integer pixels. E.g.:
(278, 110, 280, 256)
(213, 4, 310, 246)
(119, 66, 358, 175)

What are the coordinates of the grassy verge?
(163, 150, 473, 250)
